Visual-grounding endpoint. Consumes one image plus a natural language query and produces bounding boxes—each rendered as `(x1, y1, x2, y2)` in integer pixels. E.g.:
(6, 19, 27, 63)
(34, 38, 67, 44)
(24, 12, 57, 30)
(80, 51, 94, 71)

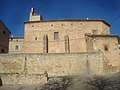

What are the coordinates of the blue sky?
(0, 0, 120, 36)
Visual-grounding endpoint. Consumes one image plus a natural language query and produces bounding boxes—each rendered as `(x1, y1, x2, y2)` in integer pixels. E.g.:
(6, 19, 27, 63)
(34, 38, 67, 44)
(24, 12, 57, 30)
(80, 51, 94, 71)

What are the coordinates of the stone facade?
(23, 20, 110, 53)
(22, 7, 112, 54)
(22, 8, 120, 74)
(9, 7, 120, 73)
(0, 20, 11, 53)
(9, 37, 24, 53)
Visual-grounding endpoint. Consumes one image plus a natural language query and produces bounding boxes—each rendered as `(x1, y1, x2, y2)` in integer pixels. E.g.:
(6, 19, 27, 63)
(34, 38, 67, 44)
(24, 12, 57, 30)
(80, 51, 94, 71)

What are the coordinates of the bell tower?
(29, 7, 43, 21)
(29, 7, 35, 21)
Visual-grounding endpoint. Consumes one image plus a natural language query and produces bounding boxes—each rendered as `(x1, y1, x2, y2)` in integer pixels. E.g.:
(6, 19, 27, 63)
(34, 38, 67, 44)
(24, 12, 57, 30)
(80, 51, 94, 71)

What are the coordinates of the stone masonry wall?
(91, 36, 120, 73)
(23, 20, 110, 53)
(9, 38, 24, 53)
(0, 73, 47, 85)
(0, 52, 104, 85)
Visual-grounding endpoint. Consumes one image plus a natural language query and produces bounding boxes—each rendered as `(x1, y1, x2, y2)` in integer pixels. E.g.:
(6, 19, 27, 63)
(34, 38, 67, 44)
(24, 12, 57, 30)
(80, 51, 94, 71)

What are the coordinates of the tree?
(38, 76, 72, 90)
(85, 76, 113, 90)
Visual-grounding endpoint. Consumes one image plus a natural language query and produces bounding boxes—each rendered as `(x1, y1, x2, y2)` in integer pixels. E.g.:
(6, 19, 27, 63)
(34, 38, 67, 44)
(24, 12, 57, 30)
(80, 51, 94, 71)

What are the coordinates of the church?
(9, 7, 120, 54)
(0, 7, 120, 85)
(9, 7, 120, 69)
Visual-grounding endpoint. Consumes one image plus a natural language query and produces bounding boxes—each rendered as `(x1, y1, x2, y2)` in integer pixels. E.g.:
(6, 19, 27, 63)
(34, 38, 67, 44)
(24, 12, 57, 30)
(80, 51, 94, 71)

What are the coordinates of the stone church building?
(9, 7, 120, 64)
(9, 7, 120, 54)
(0, 7, 120, 85)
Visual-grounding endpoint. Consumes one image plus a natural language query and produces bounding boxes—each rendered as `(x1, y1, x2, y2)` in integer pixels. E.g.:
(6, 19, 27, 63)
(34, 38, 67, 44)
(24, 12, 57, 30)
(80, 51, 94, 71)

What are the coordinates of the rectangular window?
(15, 45, 19, 50)
(104, 45, 109, 51)
(3, 31, 6, 34)
(35, 37, 37, 40)
(54, 32, 59, 40)
(1, 49, 4, 53)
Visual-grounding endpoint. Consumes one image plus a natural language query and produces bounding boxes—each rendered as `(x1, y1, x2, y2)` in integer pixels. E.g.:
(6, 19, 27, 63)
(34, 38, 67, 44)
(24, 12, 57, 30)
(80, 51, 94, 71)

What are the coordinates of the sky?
(0, 0, 120, 36)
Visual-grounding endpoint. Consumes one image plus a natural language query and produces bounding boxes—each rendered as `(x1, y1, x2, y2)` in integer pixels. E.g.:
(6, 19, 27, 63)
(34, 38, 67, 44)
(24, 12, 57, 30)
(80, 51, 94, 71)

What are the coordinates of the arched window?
(65, 35, 70, 53)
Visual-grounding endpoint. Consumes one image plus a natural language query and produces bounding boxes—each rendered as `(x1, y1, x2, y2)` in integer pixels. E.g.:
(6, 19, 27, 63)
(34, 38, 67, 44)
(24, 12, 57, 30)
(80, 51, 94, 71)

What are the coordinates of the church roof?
(24, 19, 110, 26)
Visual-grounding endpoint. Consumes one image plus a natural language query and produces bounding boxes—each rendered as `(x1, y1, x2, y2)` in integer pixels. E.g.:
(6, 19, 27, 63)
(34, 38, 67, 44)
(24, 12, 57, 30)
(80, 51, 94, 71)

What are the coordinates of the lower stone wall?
(0, 73, 47, 85)
(0, 52, 104, 84)
(26, 53, 104, 76)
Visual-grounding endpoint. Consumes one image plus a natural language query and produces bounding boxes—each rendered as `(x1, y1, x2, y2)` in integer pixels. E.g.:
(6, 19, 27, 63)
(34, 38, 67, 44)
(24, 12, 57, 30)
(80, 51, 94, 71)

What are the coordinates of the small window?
(11, 38, 13, 41)
(3, 31, 6, 34)
(35, 37, 37, 40)
(92, 30, 98, 35)
(15, 45, 19, 50)
(54, 32, 59, 40)
(1, 49, 4, 53)
(104, 45, 109, 51)
(119, 47, 120, 49)
(61, 24, 64, 26)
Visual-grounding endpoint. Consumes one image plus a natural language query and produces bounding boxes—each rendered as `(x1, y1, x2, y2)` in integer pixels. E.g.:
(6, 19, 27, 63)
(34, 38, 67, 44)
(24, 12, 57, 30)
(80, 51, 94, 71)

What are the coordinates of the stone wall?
(0, 52, 105, 84)
(0, 73, 47, 85)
